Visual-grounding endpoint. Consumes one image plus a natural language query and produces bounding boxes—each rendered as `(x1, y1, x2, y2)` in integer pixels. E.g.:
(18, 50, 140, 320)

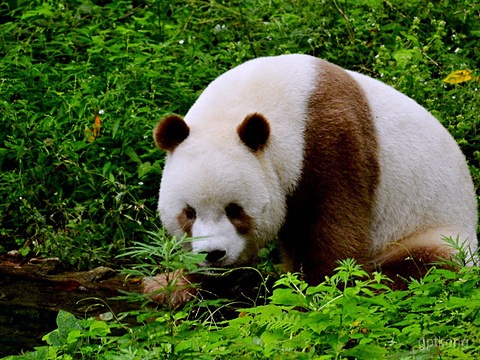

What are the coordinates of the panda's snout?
(201, 249, 226, 264)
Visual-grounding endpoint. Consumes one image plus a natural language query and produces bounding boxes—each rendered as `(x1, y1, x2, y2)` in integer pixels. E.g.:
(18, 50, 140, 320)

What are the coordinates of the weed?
(4, 234, 480, 359)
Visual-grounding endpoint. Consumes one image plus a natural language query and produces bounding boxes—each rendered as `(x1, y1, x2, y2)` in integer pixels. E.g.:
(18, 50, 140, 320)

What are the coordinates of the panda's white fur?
(349, 70, 478, 253)
(155, 54, 477, 285)
(159, 55, 319, 267)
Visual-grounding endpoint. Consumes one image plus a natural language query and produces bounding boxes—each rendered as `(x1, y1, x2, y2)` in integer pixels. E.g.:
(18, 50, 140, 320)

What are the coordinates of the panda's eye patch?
(184, 206, 196, 220)
(225, 203, 243, 219)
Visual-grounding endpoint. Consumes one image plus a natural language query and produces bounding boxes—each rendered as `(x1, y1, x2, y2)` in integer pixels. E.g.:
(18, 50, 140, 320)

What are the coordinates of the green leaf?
(393, 49, 416, 69)
(66, 330, 83, 344)
(342, 343, 387, 359)
(303, 312, 330, 334)
(56, 310, 83, 336)
(138, 161, 152, 178)
(269, 288, 308, 308)
(45, 310, 84, 353)
(111, 118, 121, 139)
(89, 321, 111, 336)
(21, 5, 54, 19)
(44, 329, 63, 347)
(124, 146, 142, 164)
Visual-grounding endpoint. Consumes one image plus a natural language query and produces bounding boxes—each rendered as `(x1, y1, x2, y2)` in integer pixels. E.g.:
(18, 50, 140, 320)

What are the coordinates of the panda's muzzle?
(200, 249, 227, 264)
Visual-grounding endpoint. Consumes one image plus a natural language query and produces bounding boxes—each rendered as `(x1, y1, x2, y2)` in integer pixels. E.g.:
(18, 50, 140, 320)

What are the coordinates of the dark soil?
(0, 252, 142, 356)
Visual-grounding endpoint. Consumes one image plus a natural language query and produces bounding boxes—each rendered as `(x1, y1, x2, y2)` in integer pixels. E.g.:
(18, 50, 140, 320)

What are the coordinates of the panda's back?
(347, 71, 478, 252)
(183, 54, 477, 254)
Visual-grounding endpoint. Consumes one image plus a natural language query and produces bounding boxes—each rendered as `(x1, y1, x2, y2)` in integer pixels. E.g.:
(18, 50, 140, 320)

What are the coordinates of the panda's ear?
(237, 113, 270, 152)
(154, 115, 190, 152)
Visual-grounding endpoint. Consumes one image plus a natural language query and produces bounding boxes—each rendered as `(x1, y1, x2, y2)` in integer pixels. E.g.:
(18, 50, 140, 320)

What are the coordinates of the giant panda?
(146, 54, 478, 306)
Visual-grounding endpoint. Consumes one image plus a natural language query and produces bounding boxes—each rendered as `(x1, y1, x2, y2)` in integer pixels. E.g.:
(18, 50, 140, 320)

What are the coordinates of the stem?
(238, 2, 257, 58)
(332, 0, 354, 41)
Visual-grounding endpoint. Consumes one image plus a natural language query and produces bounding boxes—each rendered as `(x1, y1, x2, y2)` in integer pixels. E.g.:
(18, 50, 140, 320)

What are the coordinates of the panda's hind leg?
(371, 228, 468, 289)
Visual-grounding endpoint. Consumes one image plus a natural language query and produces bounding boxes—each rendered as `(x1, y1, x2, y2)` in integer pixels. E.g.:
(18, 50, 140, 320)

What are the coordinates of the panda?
(146, 54, 478, 306)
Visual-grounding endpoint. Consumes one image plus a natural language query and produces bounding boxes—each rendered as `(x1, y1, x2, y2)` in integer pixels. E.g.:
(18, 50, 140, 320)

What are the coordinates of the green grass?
(4, 233, 480, 359)
(1, 0, 480, 358)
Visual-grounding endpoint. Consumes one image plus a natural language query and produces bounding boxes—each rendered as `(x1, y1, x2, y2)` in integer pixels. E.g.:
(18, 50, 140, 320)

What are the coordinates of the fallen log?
(0, 252, 142, 356)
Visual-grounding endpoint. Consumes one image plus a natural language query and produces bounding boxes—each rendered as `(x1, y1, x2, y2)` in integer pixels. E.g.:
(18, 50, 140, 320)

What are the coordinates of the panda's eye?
(184, 206, 196, 220)
(225, 203, 243, 219)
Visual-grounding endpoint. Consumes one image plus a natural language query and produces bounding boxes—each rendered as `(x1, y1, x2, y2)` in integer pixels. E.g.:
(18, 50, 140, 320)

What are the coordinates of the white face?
(155, 55, 319, 268)
(158, 143, 284, 268)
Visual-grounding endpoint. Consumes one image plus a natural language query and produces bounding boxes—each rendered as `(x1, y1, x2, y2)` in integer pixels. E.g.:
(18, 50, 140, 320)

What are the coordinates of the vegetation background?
(1, 0, 480, 359)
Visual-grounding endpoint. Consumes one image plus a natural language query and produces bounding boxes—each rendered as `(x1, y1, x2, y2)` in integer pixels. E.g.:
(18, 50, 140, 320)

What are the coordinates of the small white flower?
(99, 109, 104, 114)
(179, 39, 184, 44)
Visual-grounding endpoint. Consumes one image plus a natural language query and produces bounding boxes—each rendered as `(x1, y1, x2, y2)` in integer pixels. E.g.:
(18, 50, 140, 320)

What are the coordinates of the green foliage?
(121, 230, 208, 277)
(4, 244, 480, 359)
(1, 0, 479, 265)
(118, 230, 215, 310)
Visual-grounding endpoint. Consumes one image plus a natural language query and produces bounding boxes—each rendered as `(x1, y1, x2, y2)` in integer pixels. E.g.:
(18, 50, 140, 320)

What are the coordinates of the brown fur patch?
(177, 204, 253, 237)
(225, 203, 254, 235)
(237, 113, 270, 152)
(177, 206, 195, 236)
(372, 243, 453, 290)
(154, 115, 190, 152)
(279, 60, 380, 284)
(143, 270, 198, 308)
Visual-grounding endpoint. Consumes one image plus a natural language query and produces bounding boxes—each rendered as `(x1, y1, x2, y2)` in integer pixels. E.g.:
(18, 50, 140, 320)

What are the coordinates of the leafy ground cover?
(4, 234, 480, 359)
(1, 0, 479, 266)
(1, 0, 480, 358)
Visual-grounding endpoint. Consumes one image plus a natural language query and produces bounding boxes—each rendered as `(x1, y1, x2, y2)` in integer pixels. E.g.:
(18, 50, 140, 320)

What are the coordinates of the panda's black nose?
(204, 250, 226, 263)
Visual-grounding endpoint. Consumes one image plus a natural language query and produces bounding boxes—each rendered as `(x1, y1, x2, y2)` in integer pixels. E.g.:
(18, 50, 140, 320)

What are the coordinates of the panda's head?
(153, 113, 285, 268)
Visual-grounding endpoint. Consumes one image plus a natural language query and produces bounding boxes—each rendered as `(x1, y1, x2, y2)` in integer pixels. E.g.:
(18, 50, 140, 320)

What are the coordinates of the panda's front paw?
(143, 269, 197, 308)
